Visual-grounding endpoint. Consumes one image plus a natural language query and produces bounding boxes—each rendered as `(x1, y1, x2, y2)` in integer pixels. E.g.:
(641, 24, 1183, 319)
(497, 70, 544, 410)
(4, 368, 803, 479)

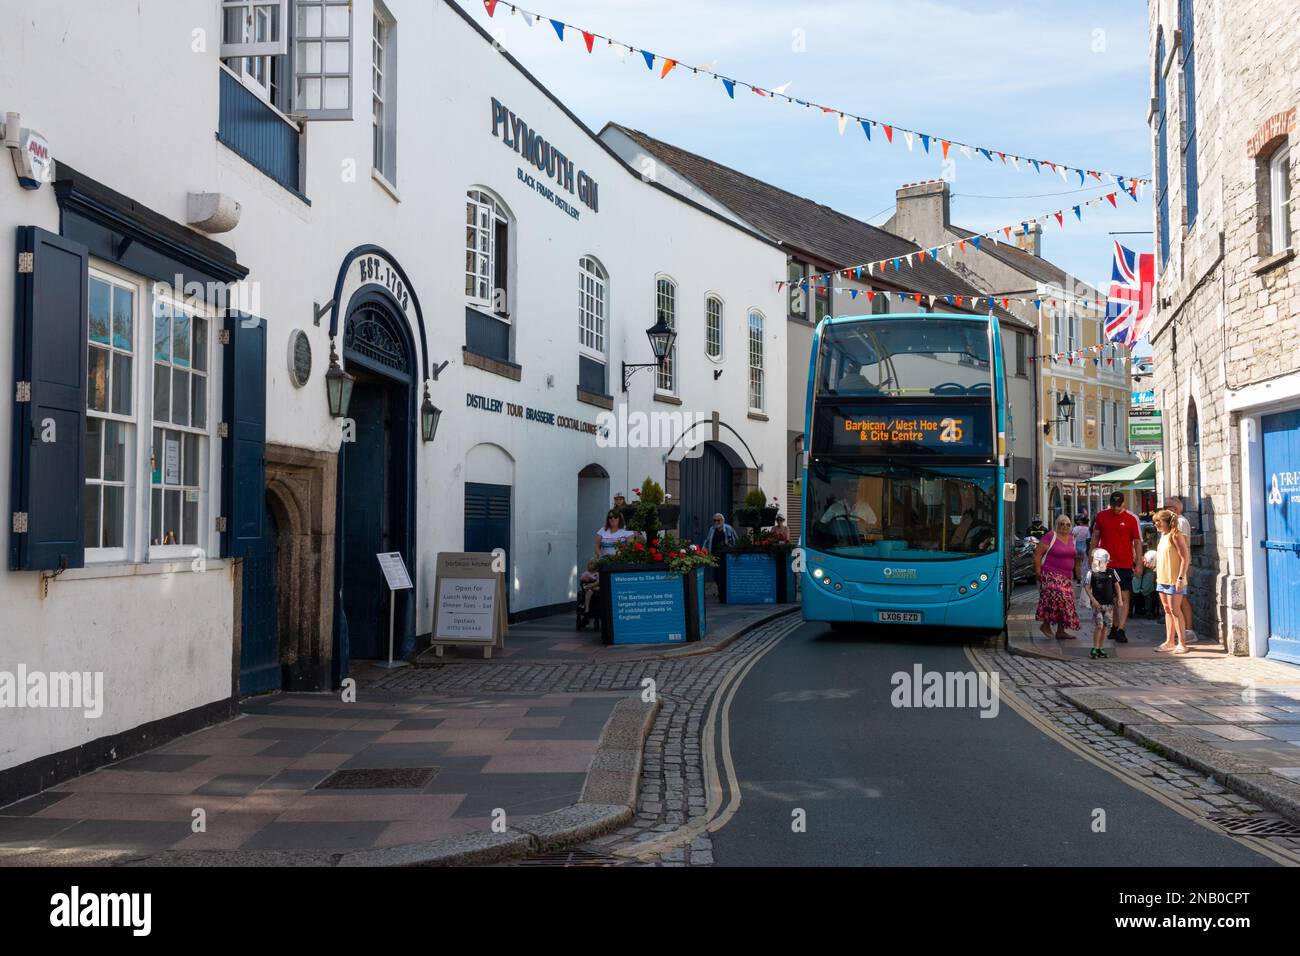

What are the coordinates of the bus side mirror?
(1003, 482, 1018, 502)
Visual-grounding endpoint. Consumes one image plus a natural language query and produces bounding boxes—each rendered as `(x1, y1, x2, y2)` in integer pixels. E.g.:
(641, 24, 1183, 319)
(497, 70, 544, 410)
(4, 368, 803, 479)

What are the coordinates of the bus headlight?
(812, 568, 824, 579)
(979, 573, 989, 582)
(959, 586, 968, 594)
(970, 581, 979, 590)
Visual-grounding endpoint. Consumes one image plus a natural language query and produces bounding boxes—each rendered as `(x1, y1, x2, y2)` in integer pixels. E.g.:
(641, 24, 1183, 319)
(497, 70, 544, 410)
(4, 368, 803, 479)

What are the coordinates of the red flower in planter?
(651, 538, 660, 546)
(634, 542, 645, 552)
(653, 553, 664, 562)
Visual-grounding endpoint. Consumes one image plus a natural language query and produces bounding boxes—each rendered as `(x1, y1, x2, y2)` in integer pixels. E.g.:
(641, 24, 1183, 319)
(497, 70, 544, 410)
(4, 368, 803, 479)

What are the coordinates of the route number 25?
(939, 417, 964, 443)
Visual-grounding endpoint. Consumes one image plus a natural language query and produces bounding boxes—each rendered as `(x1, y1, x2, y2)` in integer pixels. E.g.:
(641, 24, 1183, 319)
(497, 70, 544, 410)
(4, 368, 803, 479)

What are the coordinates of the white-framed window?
(1112, 400, 1122, 449)
(1269, 143, 1292, 255)
(705, 295, 723, 360)
(1068, 390, 1080, 446)
(748, 310, 765, 411)
(294, 0, 352, 118)
(578, 256, 607, 357)
(1100, 400, 1109, 449)
(1052, 311, 1063, 352)
(655, 277, 677, 393)
(221, 0, 287, 103)
(371, 4, 396, 183)
(1067, 311, 1078, 352)
(85, 271, 138, 561)
(465, 189, 510, 316)
(150, 296, 213, 554)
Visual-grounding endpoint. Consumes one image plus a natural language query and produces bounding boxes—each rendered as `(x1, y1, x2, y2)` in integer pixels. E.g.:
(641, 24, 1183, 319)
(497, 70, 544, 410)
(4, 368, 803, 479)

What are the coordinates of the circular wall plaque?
(287, 329, 313, 388)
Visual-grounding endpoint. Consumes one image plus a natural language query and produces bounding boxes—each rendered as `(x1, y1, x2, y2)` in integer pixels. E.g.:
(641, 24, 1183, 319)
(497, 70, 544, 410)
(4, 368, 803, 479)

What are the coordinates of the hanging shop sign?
(491, 97, 599, 219)
(1131, 389, 1156, 408)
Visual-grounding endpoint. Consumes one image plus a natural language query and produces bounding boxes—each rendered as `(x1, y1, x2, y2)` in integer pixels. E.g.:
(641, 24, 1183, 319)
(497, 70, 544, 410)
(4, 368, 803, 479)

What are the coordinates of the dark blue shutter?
(1180, 1, 1198, 227)
(9, 226, 89, 571)
(221, 312, 266, 559)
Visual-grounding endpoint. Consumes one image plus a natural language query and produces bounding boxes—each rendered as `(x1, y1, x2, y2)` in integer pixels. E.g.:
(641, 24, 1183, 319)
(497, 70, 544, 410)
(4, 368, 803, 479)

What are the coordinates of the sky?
(465, 0, 1154, 295)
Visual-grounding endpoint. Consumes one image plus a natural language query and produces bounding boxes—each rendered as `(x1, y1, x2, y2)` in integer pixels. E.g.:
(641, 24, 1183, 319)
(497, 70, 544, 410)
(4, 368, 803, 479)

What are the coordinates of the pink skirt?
(1036, 570, 1080, 630)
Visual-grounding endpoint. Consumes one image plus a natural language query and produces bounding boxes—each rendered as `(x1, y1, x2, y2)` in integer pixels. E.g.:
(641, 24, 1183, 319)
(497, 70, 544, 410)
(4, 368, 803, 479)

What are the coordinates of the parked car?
(1009, 536, 1038, 584)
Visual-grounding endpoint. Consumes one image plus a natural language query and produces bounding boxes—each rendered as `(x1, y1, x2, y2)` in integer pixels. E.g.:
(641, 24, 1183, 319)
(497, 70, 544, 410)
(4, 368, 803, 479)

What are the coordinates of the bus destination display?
(816, 404, 992, 455)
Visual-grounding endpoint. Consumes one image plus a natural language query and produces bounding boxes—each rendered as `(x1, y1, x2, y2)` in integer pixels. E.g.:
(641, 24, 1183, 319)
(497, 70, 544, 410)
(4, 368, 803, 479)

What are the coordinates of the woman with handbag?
(1033, 514, 1080, 639)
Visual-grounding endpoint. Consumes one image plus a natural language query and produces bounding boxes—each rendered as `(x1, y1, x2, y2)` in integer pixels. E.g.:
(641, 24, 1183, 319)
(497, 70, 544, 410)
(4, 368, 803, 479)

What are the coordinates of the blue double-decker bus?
(800, 312, 1011, 632)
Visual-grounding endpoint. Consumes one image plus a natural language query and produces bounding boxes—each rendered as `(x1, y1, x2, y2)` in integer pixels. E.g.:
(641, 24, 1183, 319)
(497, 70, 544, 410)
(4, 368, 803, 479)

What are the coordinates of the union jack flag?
(1105, 241, 1155, 346)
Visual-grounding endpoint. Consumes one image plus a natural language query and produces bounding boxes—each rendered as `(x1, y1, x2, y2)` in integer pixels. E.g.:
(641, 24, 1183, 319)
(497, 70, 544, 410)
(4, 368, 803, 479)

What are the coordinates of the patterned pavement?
(0, 690, 620, 864)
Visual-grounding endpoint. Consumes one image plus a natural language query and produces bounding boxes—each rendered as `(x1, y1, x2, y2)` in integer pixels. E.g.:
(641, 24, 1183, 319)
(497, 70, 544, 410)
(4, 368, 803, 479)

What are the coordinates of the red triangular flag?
(1003, 226, 1011, 240)
(941, 140, 951, 160)
(914, 293, 922, 304)
(660, 58, 677, 79)
(866, 290, 875, 301)
(1055, 211, 1064, 226)
(484, 0, 498, 16)
(882, 125, 893, 142)
(955, 295, 963, 306)
(1106, 192, 1117, 207)
(997, 151, 1006, 163)
(1002, 298, 1009, 309)
(918, 249, 927, 263)
(582, 31, 595, 53)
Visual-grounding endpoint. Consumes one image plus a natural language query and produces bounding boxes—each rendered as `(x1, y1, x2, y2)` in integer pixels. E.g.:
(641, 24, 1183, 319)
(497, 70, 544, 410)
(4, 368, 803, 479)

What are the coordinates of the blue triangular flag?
(946, 295, 954, 304)
(972, 236, 982, 249)
(642, 50, 655, 70)
(860, 120, 871, 141)
(979, 148, 992, 161)
(1073, 205, 1082, 220)
(930, 248, 938, 260)
(800, 281, 808, 291)
(893, 258, 901, 271)
(550, 19, 565, 41)
(722, 78, 735, 99)
(1033, 298, 1042, 309)
(920, 133, 930, 153)
(1031, 159, 1041, 174)
(1076, 169, 1085, 186)
(896, 291, 905, 302)
(850, 289, 859, 300)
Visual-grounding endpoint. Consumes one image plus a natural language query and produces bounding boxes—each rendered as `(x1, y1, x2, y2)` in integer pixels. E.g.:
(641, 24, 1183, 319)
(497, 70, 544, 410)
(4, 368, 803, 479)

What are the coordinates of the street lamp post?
(621, 316, 678, 392)
(1042, 392, 1076, 436)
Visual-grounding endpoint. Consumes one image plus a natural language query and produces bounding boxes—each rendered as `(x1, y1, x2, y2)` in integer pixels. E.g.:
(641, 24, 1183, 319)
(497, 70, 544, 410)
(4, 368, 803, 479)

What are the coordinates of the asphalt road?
(710, 620, 1275, 867)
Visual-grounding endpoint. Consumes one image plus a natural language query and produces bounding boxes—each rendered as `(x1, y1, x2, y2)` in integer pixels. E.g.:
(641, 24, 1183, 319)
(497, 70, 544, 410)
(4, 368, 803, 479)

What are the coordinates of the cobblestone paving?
(973, 637, 1300, 858)
(371, 612, 801, 866)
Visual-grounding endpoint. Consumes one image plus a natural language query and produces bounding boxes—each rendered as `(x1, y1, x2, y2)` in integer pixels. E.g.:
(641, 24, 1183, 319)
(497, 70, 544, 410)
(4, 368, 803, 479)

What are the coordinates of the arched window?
(705, 295, 723, 359)
(1180, 1, 1199, 228)
(655, 277, 677, 393)
(1187, 400, 1202, 533)
(465, 188, 510, 316)
(578, 256, 607, 357)
(748, 310, 765, 412)
(1156, 29, 1170, 266)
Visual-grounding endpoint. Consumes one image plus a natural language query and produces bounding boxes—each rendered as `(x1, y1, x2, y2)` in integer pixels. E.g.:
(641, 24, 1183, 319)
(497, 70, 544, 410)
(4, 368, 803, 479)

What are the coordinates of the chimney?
(1015, 221, 1042, 257)
(891, 180, 951, 245)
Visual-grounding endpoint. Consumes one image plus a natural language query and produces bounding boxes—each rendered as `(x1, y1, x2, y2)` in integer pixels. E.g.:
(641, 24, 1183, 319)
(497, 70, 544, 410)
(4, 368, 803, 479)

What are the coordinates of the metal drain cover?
(316, 767, 438, 790)
(508, 848, 633, 867)
(1207, 813, 1300, 837)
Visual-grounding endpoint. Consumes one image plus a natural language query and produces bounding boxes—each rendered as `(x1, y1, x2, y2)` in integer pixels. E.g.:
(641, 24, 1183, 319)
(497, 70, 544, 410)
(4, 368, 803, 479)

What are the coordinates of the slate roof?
(605, 124, 1023, 323)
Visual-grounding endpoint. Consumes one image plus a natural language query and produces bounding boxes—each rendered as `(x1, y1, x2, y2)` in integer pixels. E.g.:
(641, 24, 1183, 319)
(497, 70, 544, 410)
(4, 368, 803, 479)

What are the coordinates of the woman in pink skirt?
(1033, 514, 1080, 638)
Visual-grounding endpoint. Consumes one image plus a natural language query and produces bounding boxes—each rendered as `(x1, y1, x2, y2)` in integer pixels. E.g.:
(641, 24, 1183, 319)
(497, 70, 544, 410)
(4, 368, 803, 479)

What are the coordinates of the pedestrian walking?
(595, 509, 635, 558)
(1071, 514, 1091, 581)
(1089, 491, 1142, 644)
(1163, 495, 1198, 644)
(1083, 548, 1121, 659)
(1033, 515, 1080, 639)
(1153, 509, 1192, 654)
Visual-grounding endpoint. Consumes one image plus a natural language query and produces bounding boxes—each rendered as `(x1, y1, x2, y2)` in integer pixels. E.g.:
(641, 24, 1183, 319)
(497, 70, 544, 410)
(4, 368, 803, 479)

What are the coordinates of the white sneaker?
(1185, 629, 1199, 645)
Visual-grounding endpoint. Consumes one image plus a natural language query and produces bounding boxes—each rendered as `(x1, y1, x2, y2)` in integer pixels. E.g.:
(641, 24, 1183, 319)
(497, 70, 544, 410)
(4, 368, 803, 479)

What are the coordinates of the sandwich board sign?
(432, 552, 506, 658)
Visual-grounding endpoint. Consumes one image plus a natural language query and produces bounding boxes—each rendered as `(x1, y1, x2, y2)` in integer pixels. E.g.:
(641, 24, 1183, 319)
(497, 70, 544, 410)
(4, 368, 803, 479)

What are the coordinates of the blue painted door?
(1262, 409, 1300, 664)
(340, 382, 393, 659)
(465, 482, 510, 611)
(240, 506, 280, 694)
(680, 443, 733, 547)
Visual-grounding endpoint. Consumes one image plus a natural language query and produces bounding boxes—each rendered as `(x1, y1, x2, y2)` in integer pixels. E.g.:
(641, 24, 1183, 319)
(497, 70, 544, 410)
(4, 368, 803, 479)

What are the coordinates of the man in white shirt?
(1163, 495, 1197, 644)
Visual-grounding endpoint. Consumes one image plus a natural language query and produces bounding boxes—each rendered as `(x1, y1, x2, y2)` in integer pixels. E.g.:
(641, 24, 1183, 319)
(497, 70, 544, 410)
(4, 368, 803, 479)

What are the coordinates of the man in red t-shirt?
(1090, 492, 1142, 642)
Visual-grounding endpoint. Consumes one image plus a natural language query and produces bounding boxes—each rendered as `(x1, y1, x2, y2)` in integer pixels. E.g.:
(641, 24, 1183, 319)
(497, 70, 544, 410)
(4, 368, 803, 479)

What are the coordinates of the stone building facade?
(1147, 0, 1299, 659)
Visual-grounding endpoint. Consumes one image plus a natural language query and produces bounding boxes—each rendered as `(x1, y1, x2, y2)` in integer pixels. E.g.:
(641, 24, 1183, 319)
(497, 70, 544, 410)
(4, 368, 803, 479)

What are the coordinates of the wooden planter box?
(733, 506, 779, 532)
(718, 551, 798, 604)
(599, 564, 706, 645)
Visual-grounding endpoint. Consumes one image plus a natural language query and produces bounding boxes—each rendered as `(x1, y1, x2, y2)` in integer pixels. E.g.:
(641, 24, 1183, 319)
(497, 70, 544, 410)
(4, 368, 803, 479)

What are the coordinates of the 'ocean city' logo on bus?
(882, 567, 917, 579)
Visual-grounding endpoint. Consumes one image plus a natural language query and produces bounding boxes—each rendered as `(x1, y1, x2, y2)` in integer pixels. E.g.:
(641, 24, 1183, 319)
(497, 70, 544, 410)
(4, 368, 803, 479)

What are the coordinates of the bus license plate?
(878, 611, 921, 623)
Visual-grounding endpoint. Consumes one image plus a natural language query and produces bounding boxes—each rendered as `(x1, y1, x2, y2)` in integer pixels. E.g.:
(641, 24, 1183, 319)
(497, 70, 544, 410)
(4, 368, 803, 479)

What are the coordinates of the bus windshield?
(806, 461, 998, 561)
(816, 317, 992, 398)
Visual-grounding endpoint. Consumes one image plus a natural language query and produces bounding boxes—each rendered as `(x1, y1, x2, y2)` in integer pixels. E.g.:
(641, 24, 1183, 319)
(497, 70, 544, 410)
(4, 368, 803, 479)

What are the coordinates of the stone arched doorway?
(576, 464, 610, 592)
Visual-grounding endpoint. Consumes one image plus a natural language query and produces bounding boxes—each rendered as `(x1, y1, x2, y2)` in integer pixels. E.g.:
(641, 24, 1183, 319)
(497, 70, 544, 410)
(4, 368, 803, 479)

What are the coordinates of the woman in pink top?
(1033, 515, 1080, 638)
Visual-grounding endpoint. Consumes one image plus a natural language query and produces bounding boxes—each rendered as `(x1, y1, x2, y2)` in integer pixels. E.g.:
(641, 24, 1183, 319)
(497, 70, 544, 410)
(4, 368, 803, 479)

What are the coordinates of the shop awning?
(1085, 460, 1155, 487)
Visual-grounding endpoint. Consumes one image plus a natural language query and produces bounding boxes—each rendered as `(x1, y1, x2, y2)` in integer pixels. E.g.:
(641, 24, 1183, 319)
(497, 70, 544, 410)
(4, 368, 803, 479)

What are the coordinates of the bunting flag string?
(777, 283, 1113, 319)
(482, 0, 1151, 188)
(784, 187, 1140, 290)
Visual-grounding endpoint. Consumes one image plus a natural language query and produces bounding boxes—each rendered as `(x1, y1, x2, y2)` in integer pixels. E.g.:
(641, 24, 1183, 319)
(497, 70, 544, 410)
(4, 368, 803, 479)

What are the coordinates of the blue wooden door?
(465, 482, 510, 609)
(240, 506, 280, 693)
(340, 382, 393, 659)
(680, 444, 733, 547)
(1263, 409, 1300, 664)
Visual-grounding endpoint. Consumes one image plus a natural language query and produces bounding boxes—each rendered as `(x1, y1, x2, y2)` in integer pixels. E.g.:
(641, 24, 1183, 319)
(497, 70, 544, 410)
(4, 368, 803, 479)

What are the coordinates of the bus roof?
(819, 311, 995, 326)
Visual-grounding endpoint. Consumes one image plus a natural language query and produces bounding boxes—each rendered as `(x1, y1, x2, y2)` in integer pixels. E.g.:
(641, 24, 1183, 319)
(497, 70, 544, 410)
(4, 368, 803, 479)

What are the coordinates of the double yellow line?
(618, 615, 801, 860)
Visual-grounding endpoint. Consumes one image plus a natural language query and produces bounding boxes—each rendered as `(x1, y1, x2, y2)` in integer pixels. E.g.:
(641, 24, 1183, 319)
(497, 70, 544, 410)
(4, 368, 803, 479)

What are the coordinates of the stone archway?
(265, 443, 336, 691)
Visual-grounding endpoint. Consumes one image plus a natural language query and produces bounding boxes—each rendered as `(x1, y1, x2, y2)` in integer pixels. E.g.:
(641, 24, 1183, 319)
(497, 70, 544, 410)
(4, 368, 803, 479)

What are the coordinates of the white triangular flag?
(903, 130, 914, 151)
(837, 113, 848, 136)
(960, 145, 973, 160)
